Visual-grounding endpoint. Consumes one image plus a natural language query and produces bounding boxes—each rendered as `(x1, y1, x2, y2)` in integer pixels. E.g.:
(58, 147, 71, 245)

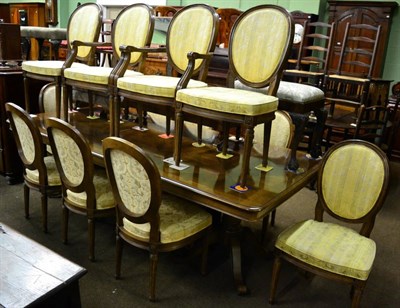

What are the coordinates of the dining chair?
(269, 139, 390, 307)
(102, 136, 212, 301)
(46, 117, 115, 261)
(173, 5, 294, 190)
(5, 103, 61, 233)
(324, 22, 382, 146)
(284, 20, 336, 88)
(22, 3, 103, 119)
(62, 4, 155, 136)
(116, 4, 219, 137)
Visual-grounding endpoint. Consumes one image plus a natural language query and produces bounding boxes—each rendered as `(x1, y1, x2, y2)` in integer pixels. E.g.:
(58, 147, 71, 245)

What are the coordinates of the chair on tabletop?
(269, 139, 390, 307)
(324, 22, 382, 148)
(154, 5, 178, 17)
(102, 136, 212, 301)
(62, 4, 155, 136)
(22, 3, 103, 119)
(46, 117, 115, 261)
(284, 20, 336, 88)
(253, 110, 294, 242)
(5, 103, 61, 233)
(116, 4, 219, 137)
(96, 18, 114, 67)
(173, 5, 294, 190)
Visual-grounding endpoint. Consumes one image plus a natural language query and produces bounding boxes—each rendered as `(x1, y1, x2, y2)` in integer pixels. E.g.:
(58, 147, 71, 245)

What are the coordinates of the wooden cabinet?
(327, 1, 398, 78)
(0, 67, 24, 184)
(9, 3, 45, 60)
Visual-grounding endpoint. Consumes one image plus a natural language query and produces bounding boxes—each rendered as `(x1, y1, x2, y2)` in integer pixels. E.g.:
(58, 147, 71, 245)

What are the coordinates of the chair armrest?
(177, 51, 214, 90)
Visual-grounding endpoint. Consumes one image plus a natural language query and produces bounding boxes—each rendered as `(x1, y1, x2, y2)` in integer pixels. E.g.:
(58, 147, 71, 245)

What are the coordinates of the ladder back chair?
(5, 103, 61, 233)
(22, 3, 103, 119)
(46, 117, 115, 261)
(269, 139, 390, 307)
(102, 136, 212, 301)
(173, 5, 294, 190)
(115, 4, 219, 137)
(62, 3, 155, 136)
(324, 22, 382, 146)
(284, 20, 336, 88)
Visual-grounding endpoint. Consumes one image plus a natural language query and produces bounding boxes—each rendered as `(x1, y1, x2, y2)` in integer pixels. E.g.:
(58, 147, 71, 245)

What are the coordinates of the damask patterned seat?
(269, 139, 390, 307)
(5, 103, 61, 233)
(103, 136, 212, 301)
(46, 117, 115, 261)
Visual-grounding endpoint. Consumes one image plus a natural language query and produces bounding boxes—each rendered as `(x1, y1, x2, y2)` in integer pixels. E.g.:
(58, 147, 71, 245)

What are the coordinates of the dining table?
(33, 110, 321, 295)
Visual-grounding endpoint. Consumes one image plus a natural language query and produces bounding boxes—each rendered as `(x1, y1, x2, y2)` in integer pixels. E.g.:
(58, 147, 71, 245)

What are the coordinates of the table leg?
(223, 215, 249, 295)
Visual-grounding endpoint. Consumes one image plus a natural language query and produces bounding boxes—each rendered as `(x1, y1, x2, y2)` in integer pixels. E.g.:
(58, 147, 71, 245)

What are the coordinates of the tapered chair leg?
(24, 184, 30, 219)
(62, 205, 69, 244)
(88, 217, 95, 261)
(149, 250, 158, 302)
(115, 232, 123, 279)
(269, 255, 282, 305)
(41, 193, 48, 233)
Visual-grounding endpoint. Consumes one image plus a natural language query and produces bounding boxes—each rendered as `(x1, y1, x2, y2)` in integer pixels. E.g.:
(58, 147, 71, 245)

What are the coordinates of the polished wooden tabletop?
(34, 111, 320, 223)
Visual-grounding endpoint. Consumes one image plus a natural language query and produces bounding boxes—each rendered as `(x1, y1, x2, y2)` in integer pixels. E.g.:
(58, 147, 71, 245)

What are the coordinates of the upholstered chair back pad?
(67, 4, 104, 61)
(168, 6, 217, 73)
(48, 121, 114, 210)
(113, 5, 154, 64)
(230, 7, 291, 87)
(320, 143, 387, 220)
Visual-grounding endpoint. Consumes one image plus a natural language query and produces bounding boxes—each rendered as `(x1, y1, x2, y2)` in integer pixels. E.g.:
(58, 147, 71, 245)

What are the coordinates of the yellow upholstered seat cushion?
(25, 156, 61, 186)
(275, 219, 376, 280)
(176, 87, 278, 116)
(66, 168, 115, 210)
(22, 61, 88, 76)
(117, 75, 207, 98)
(63, 67, 142, 85)
(122, 194, 212, 244)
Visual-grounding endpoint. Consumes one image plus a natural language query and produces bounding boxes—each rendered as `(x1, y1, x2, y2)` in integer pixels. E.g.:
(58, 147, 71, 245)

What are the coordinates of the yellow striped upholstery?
(321, 144, 385, 219)
(68, 4, 102, 59)
(117, 75, 207, 98)
(113, 5, 152, 63)
(22, 61, 88, 77)
(176, 87, 278, 115)
(328, 74, 369, 83)
(168, 7, 214, 71)
(276, 219, 376, 280)
(12, 113, 34, 163)
(231, 8, 289, 84)
(63, 67, 142, 85)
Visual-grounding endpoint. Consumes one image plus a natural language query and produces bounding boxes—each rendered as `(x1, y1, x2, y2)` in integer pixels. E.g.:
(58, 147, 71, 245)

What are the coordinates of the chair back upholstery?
(317, 140, 389, 234)
(103, 137, 162, 241)
(335, 23, 381, 79)
(67, 3, 103, 64)
(167, 4, 219, 76)
(112, 4, 155, 66)
(5, 103, 47, 180)
(253, 110, 294, 158)
(228, 5, 294, 94)
(46, 117, 96, 208)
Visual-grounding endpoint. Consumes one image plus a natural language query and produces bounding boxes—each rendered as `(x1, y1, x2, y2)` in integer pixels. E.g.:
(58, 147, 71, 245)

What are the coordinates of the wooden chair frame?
(269, 139, 390, 307)
(5, 103, 61, 232)
(46, 117, 115, 261)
